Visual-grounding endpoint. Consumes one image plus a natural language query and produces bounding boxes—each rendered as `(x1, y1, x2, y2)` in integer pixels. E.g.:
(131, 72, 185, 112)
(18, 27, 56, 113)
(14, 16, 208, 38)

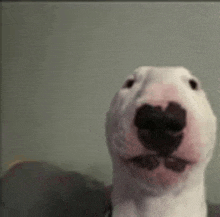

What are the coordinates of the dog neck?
(111, 165, 207, 217)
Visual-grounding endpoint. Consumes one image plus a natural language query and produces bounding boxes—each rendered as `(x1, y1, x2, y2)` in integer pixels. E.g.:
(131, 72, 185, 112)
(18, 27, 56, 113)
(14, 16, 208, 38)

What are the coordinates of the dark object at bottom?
(1, 161, 219, 217)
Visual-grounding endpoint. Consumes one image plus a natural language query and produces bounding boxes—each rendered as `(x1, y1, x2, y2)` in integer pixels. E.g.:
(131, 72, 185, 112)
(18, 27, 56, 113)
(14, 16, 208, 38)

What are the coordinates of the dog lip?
(120, 154, 193, 168)
(119, 154, 158, 170)
(128, 155, 191, 163)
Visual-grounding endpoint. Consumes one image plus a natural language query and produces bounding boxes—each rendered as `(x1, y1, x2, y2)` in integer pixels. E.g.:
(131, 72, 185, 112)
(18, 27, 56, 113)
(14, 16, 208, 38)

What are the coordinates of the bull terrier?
(105, 67, 217, 217)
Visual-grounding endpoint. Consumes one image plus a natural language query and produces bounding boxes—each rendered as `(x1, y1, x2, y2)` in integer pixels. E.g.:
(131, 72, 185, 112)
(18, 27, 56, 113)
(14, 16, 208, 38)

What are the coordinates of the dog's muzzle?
(134, 101, 186, 157)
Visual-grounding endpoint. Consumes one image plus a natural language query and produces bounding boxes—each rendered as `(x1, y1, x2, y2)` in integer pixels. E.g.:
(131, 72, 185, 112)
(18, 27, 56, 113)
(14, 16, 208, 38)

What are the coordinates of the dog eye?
(189, 79, 198, 90)
(123, 79, 135, 88)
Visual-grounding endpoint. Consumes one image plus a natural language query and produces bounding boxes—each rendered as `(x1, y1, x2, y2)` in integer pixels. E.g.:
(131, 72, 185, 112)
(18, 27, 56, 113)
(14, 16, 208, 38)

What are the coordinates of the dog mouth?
(122, 154, 191, 173)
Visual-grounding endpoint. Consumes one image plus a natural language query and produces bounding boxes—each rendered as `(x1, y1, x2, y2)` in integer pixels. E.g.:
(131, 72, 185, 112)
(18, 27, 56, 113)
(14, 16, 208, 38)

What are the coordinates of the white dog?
(105, 67, 217, 217)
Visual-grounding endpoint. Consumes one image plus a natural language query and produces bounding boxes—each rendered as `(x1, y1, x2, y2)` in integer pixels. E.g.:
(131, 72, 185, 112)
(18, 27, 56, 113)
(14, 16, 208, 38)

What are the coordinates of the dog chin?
(127, 169, 183, 197)
(116, 153, 192, 192)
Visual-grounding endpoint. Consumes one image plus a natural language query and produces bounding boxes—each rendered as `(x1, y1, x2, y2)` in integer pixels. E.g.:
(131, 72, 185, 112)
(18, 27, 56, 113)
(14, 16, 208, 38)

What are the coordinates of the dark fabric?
(1, 161, 219, 217)
(1, 161, 109, 217)
(207, 203, 220, 217)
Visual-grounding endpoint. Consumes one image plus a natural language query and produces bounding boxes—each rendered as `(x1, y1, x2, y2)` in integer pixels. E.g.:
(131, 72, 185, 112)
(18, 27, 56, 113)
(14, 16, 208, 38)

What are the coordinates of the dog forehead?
(133, 66, 193, 81)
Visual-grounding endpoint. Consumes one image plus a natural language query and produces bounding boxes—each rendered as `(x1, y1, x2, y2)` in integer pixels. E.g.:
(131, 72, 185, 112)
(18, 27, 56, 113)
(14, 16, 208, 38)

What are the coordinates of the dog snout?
(134, 102, 186, 132)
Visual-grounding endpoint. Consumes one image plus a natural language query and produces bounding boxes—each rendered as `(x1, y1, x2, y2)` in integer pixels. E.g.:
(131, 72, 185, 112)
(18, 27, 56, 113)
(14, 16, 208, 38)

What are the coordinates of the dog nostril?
(134, 105, 165, 130)
(165, 102, 186, 132)
(154, 106, 162, 112)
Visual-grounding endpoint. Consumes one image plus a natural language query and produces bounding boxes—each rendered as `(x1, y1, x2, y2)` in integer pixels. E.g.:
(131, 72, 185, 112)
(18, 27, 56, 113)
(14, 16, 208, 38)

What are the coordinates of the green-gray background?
(2, 2, 220, 203)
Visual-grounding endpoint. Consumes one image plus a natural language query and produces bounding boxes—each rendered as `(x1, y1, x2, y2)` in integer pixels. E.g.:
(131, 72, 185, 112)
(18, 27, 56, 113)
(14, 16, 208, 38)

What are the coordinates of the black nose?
(134, 102, 186, 132)
(134, 102, 186, 156)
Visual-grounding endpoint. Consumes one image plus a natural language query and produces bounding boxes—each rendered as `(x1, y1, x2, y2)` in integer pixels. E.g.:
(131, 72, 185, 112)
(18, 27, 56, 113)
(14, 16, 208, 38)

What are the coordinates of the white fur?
(105, 67, 217, 217)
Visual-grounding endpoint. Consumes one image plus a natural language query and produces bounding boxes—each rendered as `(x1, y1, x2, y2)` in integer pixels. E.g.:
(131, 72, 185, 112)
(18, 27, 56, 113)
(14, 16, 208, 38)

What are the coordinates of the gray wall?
(2, 3, 220, 203)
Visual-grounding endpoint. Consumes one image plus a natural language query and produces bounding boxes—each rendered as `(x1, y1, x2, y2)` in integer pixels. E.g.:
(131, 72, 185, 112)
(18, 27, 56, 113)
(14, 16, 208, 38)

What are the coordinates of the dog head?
(106, 66, 217, 195)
